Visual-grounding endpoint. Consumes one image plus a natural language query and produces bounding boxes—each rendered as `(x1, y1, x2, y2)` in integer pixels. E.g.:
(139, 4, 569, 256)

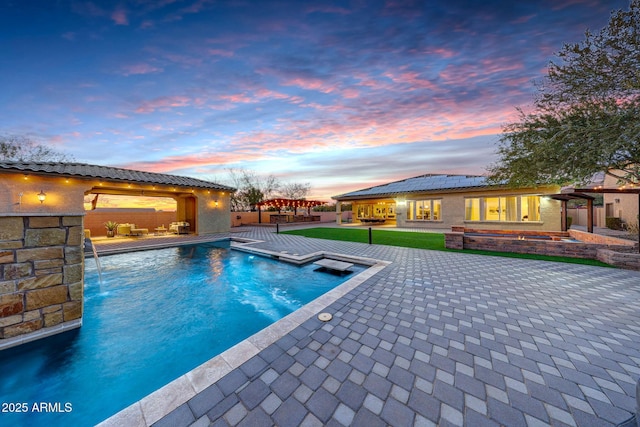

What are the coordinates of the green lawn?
(281, 227, 611, 267)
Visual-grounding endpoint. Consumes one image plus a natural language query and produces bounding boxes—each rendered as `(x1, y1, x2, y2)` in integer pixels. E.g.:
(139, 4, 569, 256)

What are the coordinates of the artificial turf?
(281, 227, 612, 267)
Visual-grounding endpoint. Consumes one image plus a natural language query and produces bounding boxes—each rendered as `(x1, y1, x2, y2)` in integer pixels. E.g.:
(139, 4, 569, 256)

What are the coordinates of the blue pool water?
(0, 243, 364, 427)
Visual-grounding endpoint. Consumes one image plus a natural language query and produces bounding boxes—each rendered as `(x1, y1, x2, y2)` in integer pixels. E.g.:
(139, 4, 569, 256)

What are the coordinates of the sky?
(0, 0, 630, 203)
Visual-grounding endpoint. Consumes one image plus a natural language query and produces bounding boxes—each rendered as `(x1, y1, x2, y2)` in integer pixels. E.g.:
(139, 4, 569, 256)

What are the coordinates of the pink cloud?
(208, 49, 235, 57)
(120, 63, 163, 76)
(282, 77, 337, 94)
(124, 150, 271, 173)
(341, 88, 360, 99)
(219, 93, 254, 103)
(111, 7, 129, 25)
(136, 96, 192, 113)
(383, 71, 438, 91)
(426, 47, 456, 59)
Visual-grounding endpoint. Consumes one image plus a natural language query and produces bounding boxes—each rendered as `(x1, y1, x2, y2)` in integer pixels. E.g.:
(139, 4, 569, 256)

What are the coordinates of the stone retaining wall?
(597, 249, 640, 270)
(0, 215, 84, 344)
(444, 227, 640, 270)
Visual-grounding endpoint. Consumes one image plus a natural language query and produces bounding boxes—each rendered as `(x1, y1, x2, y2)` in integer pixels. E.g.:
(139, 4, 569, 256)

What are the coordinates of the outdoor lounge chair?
(117, 223, 148, 236)
(130, 224, 149, 236)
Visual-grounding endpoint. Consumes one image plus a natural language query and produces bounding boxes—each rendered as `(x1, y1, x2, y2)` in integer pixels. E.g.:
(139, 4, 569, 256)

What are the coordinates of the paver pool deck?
(95, 225, 640, 427)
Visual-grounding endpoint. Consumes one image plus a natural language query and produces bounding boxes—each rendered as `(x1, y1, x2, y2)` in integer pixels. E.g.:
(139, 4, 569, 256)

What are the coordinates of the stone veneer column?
(0, 215, 84, 344)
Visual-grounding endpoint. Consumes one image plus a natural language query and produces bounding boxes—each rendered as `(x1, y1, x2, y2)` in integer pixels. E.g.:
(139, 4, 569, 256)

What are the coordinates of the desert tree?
(226, 168, 280, 211)
(488, 1, 640, 187)
(279, 181, 311, 200)
(0, 135, 75, 162)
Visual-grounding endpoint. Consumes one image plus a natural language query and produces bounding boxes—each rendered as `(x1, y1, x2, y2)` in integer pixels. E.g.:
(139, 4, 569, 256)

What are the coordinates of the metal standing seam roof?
(332, 174, 492, 200)
(0, 162, 236, 191)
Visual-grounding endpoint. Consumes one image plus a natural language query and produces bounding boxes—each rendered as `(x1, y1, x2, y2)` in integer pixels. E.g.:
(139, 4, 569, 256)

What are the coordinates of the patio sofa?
(169, 222, 190, 234)
(117, 223, 149, 236)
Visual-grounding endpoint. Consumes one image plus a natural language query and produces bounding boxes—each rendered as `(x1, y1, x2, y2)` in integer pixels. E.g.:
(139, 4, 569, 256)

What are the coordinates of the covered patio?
(555, 186, 640, 253)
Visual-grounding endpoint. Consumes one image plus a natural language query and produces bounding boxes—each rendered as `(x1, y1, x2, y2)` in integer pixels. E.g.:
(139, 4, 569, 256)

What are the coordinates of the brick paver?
(96, 225, 640, 426)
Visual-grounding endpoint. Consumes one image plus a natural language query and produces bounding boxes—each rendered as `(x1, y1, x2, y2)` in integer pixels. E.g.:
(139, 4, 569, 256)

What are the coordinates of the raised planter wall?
(0, 215, 84, 348)
(444, 227, 639, 270)
(596, 249, 640, 270)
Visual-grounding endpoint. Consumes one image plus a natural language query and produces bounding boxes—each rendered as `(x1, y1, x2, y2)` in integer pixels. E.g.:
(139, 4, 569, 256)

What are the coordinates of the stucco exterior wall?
(1, 173, 86, 215)
(603, 173, 639, 226)
(197, 191, 232, 234)
(388, 186, 562, 232)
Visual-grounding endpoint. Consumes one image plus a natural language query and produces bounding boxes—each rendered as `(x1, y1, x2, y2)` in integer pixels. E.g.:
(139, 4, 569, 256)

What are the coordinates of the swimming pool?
(0, 242, 365, 426)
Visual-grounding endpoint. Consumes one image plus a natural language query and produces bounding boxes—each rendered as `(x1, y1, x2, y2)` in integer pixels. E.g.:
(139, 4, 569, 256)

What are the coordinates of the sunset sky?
(1, 0, 628, 203)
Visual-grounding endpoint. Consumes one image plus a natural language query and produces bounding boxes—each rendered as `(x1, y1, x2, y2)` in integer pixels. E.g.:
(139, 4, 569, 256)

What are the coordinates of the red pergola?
(255, 198, 325, 224)
(256, 198, 325, 210)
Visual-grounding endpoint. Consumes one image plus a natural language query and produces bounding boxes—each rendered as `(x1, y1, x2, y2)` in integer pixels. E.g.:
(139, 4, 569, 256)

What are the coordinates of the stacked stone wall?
(444, 232, 464, 249)
(0, 215, 83, 342)
(597, 249, 640, 270)
(461, 236, 605, 258)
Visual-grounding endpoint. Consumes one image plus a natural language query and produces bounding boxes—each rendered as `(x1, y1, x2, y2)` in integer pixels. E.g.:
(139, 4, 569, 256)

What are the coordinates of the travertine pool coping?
(96, 239, 389, 426)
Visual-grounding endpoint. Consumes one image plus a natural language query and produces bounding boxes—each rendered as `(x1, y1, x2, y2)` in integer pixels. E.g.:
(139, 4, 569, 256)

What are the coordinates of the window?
(465, 198, 480, 221)
(407, 199, 442, 221)
(484, 197, 503, 221)
(521, 196, 540, 221)
(465, 195, 541, 221)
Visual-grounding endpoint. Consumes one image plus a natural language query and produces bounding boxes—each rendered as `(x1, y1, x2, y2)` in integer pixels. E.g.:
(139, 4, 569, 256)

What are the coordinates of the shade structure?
(256, 198, 325, 209)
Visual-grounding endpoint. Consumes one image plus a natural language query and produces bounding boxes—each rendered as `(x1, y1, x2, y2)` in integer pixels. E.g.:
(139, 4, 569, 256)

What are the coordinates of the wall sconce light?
(615, 198, 620, 203)
(37, 190, 47, 204)
(215, 200, 219, 207)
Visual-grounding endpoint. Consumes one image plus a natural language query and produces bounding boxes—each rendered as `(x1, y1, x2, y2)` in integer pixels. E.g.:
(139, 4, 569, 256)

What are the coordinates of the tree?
(488, 1, 640, 187)
(279, 181, 311, 200)
(226, 168, 280, 211)
(0, 135, 75, 162)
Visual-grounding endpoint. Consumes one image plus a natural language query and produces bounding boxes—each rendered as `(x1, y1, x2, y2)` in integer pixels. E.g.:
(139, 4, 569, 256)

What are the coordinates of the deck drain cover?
(318, 312, 333, 322)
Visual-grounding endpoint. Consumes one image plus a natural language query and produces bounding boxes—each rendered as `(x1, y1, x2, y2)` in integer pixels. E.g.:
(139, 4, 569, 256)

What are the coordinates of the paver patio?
(95, 225, 640, 426)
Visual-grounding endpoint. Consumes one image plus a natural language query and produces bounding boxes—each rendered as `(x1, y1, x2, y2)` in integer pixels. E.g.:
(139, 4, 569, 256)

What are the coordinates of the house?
(332, 174, 562, 232)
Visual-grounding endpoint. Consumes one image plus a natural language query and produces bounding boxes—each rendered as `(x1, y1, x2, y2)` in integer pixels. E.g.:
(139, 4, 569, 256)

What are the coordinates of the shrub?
(606, 217, 623, 230)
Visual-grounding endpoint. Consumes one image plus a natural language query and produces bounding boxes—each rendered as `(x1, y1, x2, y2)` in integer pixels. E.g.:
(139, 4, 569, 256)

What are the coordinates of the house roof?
(0, 161, 235, 191)
(333, 174, 491, 200)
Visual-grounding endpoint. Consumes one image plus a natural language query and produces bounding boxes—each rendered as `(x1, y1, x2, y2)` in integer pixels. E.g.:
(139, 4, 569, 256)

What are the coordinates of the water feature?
(0, 243, 365, 426)
(84, 237, 102, 283)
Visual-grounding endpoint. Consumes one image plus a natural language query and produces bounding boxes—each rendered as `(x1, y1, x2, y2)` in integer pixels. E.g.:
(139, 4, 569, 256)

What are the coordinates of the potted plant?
(104, 221, 119, 238)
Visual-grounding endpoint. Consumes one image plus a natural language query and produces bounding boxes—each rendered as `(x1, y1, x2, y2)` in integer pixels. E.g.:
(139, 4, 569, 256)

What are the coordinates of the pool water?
(0, 243, 364, 426)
